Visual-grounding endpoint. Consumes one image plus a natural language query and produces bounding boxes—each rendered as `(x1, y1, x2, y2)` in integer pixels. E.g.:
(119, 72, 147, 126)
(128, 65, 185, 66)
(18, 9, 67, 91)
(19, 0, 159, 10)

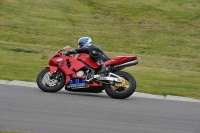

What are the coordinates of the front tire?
(104, 71, 136, 99)
(37, 68, 65, 92)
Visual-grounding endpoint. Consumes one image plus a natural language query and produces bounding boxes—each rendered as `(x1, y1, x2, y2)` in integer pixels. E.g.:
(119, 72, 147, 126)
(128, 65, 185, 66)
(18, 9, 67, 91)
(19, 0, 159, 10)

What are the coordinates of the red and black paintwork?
(47, 49, 137, 87)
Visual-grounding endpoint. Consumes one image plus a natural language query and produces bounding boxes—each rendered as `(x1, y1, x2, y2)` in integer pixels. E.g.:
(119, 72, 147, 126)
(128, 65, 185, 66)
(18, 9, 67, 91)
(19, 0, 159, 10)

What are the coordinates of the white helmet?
(78, 37, 92, 48)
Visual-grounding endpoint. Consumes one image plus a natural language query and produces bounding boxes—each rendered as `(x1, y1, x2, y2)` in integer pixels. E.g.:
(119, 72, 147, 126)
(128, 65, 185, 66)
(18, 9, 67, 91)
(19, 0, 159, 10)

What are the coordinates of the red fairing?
(49, 55, 85, 75)
(48, 54, 86, 86)
(77, 54, 99, 68)
(105, 56, 137, 66)
(48, 66, 58, 75)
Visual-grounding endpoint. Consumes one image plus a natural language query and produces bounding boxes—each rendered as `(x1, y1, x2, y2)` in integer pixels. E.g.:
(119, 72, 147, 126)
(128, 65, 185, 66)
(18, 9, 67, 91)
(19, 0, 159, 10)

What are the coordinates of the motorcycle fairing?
(68, 58, 85, 72)
(77, 54, 99, 68)
(48, 66, 58, 75)
(48, 56, 86, 85)
(105, 56, 137, 66)
(47, 65, 70, 86)
(50, 56, 85, 75)
(87, 82, 102, 87)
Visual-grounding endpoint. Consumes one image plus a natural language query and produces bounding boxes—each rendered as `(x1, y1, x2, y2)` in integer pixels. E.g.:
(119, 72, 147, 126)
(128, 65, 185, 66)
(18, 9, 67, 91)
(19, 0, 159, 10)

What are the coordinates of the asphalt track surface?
(0, 83, 200, 133)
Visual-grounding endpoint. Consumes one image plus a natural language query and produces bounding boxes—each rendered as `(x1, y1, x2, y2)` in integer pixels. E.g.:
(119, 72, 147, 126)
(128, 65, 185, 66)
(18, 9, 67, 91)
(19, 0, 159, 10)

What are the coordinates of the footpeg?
(85, 78, 94, 83)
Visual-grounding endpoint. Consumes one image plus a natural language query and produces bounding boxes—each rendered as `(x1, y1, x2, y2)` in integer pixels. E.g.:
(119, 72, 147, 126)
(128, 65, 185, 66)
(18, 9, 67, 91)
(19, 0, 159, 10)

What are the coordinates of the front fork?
(47, 66, 70, 85)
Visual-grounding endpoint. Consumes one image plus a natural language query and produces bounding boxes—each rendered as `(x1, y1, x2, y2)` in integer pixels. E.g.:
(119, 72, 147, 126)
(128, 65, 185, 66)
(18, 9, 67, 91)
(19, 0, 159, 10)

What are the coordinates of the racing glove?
(65, 50, 77, 56)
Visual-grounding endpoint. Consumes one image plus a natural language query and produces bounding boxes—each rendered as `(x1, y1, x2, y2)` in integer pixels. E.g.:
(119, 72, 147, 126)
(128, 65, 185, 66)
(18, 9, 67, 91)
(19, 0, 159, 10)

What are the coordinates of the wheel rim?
(111, 77, 130, 92)
(42, 72, 61, 87)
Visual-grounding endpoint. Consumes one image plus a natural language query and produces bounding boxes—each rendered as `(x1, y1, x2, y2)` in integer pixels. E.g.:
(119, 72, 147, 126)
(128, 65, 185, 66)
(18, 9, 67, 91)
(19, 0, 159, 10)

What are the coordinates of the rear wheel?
(104, 71, 136, 99)
(37, 68, 65, 92)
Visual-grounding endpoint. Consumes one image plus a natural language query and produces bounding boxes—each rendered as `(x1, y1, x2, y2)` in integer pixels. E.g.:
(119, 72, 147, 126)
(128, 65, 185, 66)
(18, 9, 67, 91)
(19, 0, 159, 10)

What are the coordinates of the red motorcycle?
(37, 46, 138, 99)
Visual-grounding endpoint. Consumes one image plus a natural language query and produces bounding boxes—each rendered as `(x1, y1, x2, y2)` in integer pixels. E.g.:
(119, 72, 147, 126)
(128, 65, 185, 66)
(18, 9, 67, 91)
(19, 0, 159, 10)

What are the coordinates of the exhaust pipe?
(113, 60, 138, 70)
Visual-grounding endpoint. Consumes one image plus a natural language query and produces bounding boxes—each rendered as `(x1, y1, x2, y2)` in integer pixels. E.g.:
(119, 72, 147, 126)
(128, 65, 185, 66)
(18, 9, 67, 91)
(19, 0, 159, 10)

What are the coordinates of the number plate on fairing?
(68, 83, 86, 87)
(67, 78, 86, 88)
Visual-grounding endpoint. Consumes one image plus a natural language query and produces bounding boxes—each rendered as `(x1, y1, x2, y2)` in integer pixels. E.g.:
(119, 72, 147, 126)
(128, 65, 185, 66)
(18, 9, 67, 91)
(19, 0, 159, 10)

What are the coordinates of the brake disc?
(42, 72, 59, 86)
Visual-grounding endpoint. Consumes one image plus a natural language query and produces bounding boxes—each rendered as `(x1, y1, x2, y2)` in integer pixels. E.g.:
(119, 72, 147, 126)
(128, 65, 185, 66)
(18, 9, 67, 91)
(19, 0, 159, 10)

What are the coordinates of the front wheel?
(104, 71, 136, 99)
(37, 68, 65, 92)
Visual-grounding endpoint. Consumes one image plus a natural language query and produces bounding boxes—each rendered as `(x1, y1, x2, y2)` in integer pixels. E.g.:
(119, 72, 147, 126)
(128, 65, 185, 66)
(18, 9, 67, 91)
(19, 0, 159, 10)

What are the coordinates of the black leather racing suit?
(74, 44, 110, 62)
(73, 44, 110, 74)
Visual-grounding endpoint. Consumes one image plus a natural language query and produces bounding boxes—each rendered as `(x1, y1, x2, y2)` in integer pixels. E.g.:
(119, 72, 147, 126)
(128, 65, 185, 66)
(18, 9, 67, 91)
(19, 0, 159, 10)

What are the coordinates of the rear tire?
(104, 71, 136, 99)
(37, 68, 65, 93)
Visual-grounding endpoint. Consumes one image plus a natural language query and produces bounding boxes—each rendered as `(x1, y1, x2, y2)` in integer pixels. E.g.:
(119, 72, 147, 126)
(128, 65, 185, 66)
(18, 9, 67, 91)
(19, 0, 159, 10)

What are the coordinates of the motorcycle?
(37, 46, 138, 99)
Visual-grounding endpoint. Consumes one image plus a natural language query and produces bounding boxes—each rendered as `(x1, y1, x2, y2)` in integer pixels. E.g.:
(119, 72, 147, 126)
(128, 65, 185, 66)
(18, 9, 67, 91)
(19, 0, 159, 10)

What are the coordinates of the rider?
(65, 37, 110, 74)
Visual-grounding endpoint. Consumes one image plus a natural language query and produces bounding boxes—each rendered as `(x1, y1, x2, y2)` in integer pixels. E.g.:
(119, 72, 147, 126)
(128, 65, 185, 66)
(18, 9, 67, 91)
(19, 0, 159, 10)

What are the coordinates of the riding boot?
(85, 71, 94, 83)
(98, 60, 107, 74)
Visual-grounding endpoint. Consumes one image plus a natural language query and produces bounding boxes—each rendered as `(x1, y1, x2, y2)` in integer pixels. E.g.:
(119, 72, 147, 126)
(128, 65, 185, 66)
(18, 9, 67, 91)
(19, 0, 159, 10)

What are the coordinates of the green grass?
(0, 0, 200, 99)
